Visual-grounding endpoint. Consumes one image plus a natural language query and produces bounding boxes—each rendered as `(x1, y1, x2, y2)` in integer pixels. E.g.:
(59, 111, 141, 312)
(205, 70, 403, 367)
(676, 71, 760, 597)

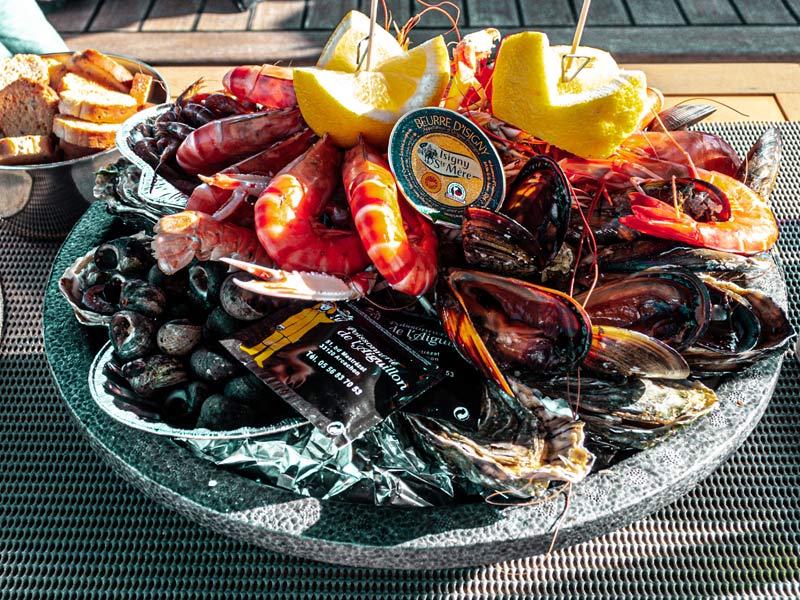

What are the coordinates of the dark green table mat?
(1, 121, 798, 598)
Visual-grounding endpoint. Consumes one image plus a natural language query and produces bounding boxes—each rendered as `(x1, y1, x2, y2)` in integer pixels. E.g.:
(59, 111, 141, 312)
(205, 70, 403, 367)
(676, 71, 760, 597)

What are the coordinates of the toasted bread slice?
(58, 88, 138, 124)
(67, 49, 133, 93)
(53, 114, 119, 148)
(129, 72, 154, 107)
(0, 134, 57, 165)
(0, 79, 59, 136)
(0, 54, 50, 89)
(58, 139, 102, 160)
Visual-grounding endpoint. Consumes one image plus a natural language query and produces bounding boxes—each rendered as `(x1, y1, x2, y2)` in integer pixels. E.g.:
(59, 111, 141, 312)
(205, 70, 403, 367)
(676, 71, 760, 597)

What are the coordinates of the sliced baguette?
(129, 72, 154, 107)
(0, 134, 57, 165)
(54, 70, 118, 95)
(53, 114, 119, 149)
(0, 79, 59, 136)
(67, 49, 133, 93)
(58, 88, 138, 124)
(0, 54, 50, 89)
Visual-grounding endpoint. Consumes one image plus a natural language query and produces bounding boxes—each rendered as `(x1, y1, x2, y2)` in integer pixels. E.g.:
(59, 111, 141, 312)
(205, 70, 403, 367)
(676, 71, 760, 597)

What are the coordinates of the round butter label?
(388, 107, 505, 227)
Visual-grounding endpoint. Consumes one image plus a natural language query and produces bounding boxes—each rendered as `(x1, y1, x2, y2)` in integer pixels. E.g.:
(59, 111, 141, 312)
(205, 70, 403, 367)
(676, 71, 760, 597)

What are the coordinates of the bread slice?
(129, 72, 154, 107)
(53, 71, 114, 95)
(0, 79, 59, 136)
(59, 139, 102, 160)
(0, 54, 50, 89)
(58, 88, 138, 124)
(48, 62, 69, 91)
(0, 134, 57, 165)
(52, 114, 119, 148)
(67, 49, 133, 93)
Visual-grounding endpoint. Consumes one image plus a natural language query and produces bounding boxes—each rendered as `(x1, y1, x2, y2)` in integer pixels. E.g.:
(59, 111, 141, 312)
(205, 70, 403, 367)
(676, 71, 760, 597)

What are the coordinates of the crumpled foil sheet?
(179, 415, 458, 507)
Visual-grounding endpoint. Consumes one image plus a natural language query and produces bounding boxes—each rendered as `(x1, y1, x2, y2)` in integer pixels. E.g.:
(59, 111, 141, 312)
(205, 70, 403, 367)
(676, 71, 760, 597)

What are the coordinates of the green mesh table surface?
(2, 121, 799, 597)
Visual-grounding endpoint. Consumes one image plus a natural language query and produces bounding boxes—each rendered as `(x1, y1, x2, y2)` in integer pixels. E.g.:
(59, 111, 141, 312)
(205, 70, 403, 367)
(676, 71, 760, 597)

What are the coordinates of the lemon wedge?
(492, 32, 648, 159)
(316, 10, 403, 72)
(295, 36, 450, 148)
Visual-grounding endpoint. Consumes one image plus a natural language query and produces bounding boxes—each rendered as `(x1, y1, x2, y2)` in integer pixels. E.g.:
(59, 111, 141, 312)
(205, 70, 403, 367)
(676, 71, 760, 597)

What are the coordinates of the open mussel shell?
(736, 126, 781, 201)
(522, 374, 718, 450)
(462, 155, 572, 276)
(405, 378, 593, 498)
(682, 276, 795, 373)
(437, 269, 592, 396)
(596, 239, 773, 282)
(692, 278, 761, 355)
(583, 325, 690, 380)
(575, 267, 710, 350)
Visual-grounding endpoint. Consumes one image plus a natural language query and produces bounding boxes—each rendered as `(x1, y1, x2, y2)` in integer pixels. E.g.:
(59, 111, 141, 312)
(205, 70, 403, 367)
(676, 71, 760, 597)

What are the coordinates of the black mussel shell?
(437, 269, 592, 395)
(462, 155, 573, 277)
(575, 267, 710, 350)
(219, 273, 286, 321)
(157, 319, 203, 356)
(650, 104, 717, 131)
(693, 278, 760, 355)
(189, 346, 240, 382)
(736, 127, 781, 201)
(120, 355, 189, 398)
(94, 236, 155, 275)
(596, 239, 773, 281)
(119, 279, 167, 317)
(110, 310, 156, 360)
(583, 325, 690, 380)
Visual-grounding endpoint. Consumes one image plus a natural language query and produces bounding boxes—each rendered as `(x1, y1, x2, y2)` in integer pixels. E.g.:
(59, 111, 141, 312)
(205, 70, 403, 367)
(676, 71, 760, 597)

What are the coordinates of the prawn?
(223, 64, 297, 109)
(619, 169, 779, 255)
(444, 28, 500, 111)
(342, 137, 438, 296)
(176, 106, 304, 175)
(253, 134, 371, 274)
(153, 210, 271, 275)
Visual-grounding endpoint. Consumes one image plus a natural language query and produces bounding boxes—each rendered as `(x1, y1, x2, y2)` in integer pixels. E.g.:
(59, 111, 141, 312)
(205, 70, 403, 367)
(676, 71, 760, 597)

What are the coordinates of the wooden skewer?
(564, 0, 592, 75)
(365, 0, 379, 71)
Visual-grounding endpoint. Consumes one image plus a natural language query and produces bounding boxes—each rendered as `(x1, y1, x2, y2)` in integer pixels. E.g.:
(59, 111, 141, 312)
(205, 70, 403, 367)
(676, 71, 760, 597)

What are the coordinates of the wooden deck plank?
(251, 0, 305, 30)
(520, 2, 574, 26)
(678, 0, 741, 24)
(89, 0, 151, 31)
(582, 0, 631, 25)
(731, 0, 797, 24)
(662, 95, 785, 122)
(626, 0, 686, 25)
(46, 0, 100, 33)
(196, 0, 252, 31)
(142, 0, 202, 32)
(305, 0, 358, 29)
(466, 0, 520, 27)
(624, 63, 800, 94)
(776, 93, 800, 121)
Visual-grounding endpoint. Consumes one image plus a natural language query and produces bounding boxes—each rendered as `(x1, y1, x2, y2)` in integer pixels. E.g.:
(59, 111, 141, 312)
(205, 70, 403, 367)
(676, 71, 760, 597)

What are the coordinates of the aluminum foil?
(179, 414, 457, 506)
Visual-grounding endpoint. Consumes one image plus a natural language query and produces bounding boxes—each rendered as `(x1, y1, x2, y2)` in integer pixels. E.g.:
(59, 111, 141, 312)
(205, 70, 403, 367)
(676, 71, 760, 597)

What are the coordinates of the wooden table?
(154, 62, 800, 122)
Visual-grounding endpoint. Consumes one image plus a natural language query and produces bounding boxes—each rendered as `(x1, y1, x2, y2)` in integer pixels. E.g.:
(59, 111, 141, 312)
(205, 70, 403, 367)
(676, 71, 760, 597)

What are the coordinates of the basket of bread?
(0, 49, 168, 238)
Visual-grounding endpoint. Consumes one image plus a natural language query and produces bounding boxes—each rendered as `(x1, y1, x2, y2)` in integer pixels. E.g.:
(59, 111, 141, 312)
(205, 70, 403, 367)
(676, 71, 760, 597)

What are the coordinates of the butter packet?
(220, 301, 440, 447)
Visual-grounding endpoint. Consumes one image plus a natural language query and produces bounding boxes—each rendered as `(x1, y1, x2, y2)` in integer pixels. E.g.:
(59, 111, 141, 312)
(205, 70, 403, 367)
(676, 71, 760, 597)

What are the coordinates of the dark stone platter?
(43, 201, 786, 569)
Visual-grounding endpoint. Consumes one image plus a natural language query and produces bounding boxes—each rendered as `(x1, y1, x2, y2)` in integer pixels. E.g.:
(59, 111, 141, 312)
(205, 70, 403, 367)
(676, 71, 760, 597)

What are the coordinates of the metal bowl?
(0, 52, 169, 240)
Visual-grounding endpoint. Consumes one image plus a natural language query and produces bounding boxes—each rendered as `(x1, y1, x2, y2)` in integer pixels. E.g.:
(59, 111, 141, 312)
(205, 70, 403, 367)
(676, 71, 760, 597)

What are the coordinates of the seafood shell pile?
(63, 23, 796, 504)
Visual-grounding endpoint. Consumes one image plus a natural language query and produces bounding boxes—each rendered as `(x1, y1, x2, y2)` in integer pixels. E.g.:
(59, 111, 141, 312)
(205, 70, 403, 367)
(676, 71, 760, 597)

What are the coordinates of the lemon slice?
(295, 36, 450, 148)
(492, 32, 648, 159)
(316, 10, 403, 72)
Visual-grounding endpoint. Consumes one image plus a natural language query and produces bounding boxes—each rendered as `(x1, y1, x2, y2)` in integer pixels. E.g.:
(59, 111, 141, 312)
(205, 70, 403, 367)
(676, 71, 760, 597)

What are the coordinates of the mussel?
(682, 276, 795, 373)
(583, 326, 690, 380)
(437, 269, 592, 395)
(736, 127, 781, 201)
(575, 267, 710, 350)
(462, 155, 572, 276)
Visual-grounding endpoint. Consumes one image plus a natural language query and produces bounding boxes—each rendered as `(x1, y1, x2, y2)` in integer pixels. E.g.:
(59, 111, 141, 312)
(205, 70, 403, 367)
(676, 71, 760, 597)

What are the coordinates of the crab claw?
(220, 257, 375, 301)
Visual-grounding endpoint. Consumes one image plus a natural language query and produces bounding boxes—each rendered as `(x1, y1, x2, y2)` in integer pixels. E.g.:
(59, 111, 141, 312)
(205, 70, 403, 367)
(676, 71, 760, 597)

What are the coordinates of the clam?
(437, 269, 592, 396)
(462, 155, 572, 275)
(156, 319, 203, 356)
(575, 267, 710, 350)
(406, 377, 594, 498)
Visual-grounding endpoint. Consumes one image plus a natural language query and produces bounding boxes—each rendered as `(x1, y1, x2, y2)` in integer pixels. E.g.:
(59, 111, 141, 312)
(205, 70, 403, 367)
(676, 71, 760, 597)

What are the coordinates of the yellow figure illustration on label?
(240, 303, 338, 367)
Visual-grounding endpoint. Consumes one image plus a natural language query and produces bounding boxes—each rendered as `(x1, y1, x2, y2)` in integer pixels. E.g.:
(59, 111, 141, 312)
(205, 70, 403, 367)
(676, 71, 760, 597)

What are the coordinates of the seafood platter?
(45, 8, 796, 567)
